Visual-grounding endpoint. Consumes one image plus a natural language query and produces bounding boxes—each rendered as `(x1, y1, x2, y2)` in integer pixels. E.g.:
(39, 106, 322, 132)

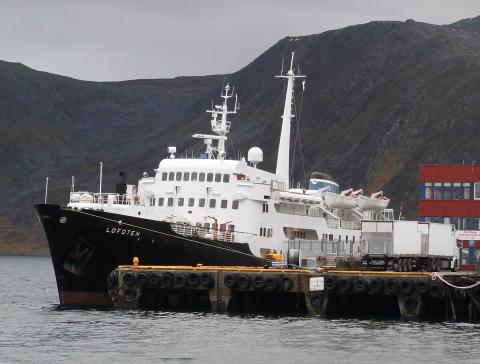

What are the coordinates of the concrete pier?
(107, 261, 480, 321)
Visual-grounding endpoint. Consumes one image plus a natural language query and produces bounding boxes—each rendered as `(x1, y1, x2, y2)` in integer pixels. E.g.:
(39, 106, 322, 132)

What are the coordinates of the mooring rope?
(431, 272, 480, 290)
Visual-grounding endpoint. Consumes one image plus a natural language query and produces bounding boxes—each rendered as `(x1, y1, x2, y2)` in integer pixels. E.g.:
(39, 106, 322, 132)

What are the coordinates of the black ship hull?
(34, 204, 266, 307)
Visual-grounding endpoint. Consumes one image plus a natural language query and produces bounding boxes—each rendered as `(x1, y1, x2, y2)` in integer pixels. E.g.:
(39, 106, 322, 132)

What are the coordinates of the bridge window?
(176, 172, 182, 181)
(167, 197, 174, 206)
(158, 197, 164, 206)
(168, 172, 174, 181)
(262, 203, 269, 213)
(161, 172, 167, 181)
(188, 198, 195, 207)
(267, 228, 273, 238)
(178, 198, 184, 207)
(149, 197, 155, 206)
(223, 174, 230, 183)
(209, 199, 216, 208)
(207, 173, 214, 182)
(199, 198, 205, 207)
(215, 173, 222, 182)
(183, 172, 190, 181)
(221, 200, 228, 208)
(191, 172, 198, 181)
(199, 173, 205, 182)
(232, 200, 239, 210)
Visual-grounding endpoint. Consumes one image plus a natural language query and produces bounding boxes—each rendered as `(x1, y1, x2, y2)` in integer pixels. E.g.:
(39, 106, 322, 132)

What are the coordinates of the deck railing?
(170, 222, 256, 245)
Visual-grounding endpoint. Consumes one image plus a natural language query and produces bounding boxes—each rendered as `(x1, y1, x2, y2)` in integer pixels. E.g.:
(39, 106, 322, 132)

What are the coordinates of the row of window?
(421, 217, 480, 230)
(150, 196, 239, 209)
(161, 171, 230, 183)
(422, 182, 480, 200)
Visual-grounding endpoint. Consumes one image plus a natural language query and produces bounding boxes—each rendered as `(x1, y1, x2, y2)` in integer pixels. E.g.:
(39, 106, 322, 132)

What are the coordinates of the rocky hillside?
(2, 16, 480, 254)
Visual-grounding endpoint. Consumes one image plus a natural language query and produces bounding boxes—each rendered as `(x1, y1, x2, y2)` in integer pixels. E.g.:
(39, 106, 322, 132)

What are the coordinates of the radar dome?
(247, 147, 263, 167)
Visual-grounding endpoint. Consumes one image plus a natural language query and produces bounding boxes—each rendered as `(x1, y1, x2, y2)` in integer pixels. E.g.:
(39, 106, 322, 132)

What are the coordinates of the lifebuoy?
(337, 277, 352, 294)
(136, 272, 148, 287)
(148, 272, 161, 286)
(353, 278, 368, 294)
(161, 272, 173, 288)
(107, 270, 118, 290)
(416, 280, 428, 294)
(122, 271, 135, 287)
(253, 276, 265, 289)
(385, 279, 398, 295)
(265, 277, 278, 292)
(224, 274, 237, 288)
(200, 272, 213, 288)
(238, 274, 251, 289)
(324, 277, 337, 291)
(368, 278, 384, 295)
(428, 280, 443, 298)
(174, 274, 187, 289)
(399, 279, 414, 295)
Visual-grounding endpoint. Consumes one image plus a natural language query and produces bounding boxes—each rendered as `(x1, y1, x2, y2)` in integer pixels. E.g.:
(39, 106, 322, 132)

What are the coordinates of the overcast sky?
(1, 0, 480, 81)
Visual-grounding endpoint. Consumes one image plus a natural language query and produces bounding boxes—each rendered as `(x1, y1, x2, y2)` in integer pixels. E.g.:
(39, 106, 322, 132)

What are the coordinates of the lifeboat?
(357, 191, 390, 211)
(323, 190, 359, 209)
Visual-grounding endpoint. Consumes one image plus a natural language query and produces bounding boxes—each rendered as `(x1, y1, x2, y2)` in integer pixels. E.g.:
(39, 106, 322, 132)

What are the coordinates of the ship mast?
(275, 52, 305, 188)
(193, 83, 239, 160)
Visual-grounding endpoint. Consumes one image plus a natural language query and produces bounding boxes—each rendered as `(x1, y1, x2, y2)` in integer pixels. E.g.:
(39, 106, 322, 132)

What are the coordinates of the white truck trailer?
(360, 220, 457, 271)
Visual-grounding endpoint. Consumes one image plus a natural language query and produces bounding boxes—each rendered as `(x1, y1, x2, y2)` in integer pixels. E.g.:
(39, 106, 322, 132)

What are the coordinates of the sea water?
(0, 256, 479, 364)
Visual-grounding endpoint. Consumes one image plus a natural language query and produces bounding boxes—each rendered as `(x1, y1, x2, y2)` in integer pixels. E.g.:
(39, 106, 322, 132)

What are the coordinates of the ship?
(35, 53, 393, 307)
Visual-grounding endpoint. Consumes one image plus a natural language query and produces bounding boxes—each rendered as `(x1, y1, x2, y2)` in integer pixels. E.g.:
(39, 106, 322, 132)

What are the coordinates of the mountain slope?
(2, 17, 480, 253)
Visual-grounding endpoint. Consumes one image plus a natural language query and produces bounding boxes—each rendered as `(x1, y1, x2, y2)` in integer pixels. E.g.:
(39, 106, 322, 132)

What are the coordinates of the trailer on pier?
(360, 220, 457, 271)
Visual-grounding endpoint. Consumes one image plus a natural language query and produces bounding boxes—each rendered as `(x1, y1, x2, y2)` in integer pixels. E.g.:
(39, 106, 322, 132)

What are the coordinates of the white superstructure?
(68, 53, 393, 263)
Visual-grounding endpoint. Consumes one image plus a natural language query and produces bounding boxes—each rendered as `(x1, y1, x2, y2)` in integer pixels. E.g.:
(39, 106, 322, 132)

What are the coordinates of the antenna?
(44, 177, 49, 204)
(99, 162, 103, 195)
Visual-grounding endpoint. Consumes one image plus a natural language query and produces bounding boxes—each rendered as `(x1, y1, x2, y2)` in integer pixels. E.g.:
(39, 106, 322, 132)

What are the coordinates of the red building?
(419, 164, 480, 268)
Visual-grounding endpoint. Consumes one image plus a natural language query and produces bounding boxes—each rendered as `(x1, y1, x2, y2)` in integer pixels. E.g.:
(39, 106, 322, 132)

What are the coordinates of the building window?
(183, 172, 190, 181)
(158, 197, 164, 206)
(425, 186, 432, 199)
(199, 173, 205, 182)
(209, 199, 216, 208)
(433, 184, 442, 200)
(221, 200, 228, 208)
(199, 198, 205, 207)
(191, 172, 198, 181)
(474, 218, 480, 230)
(464, 183, 471, 199)
(443, 183, 451, 200)
(453, 183, 462, 199)
(223, 174, 230, 183)
(161, 172, 168, 181)
(215, 173, 222, 182)
(167, 197, 174, 206)
(451, 217, 460, 229)
(207, 173, 214, 182)
(474, 183, 480, 199)
(168, 172, 175, 181)
(178, 198, 184, 207)
(232, 200, 239, 209)
(262, 203, 269, 213)
(188, 198, 195, 207)
(176, 172, 182, 181)
(444, 217, 450, 225)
